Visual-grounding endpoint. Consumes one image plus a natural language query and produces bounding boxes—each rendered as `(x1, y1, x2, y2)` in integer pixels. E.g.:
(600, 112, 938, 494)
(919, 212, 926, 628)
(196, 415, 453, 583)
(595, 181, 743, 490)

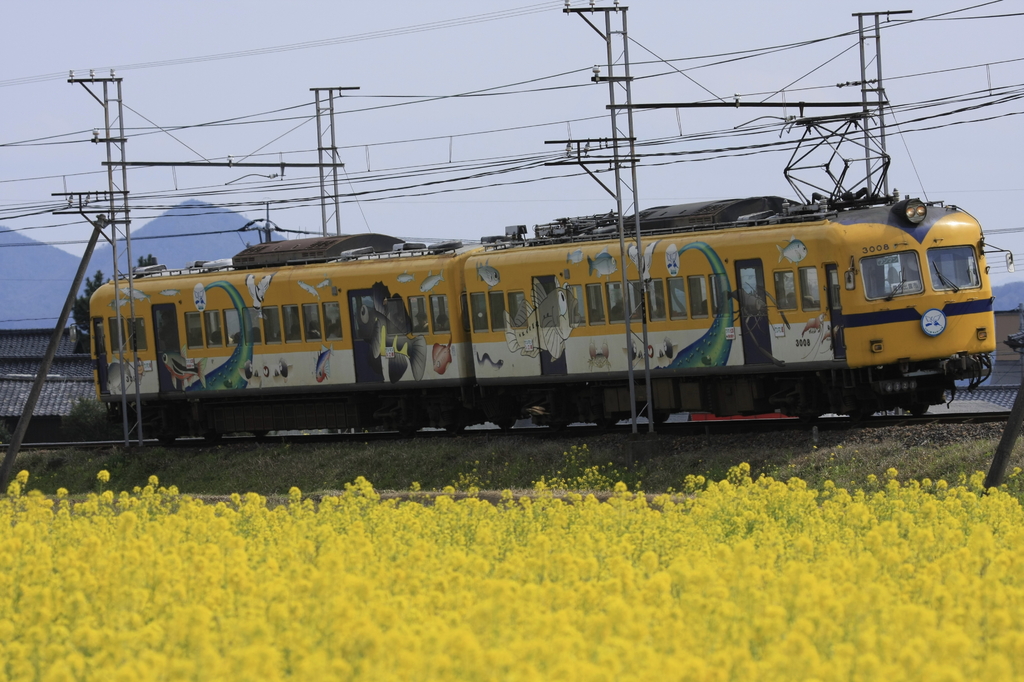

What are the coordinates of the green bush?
(61, 399, 119, 442)
(0, 419, 10, 445)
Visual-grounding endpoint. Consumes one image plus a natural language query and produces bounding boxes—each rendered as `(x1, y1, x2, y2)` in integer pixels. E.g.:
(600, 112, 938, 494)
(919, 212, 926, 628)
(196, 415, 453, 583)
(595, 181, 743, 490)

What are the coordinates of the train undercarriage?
(112, 352, 991, 441)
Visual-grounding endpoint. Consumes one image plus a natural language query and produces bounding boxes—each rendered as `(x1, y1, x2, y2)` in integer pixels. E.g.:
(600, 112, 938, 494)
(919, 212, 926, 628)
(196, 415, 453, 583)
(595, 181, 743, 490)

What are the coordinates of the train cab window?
(688, 276, 709, 318)
(507, 291, 526, 326)
(185, 312, 204, 349)
(302, 303, 322, 341)
(460, 293, 471, 333)
(606, 282, 625, 324)
(409, 296, 430, 334)
(773, 271, 798, 310)
(861, 252, 923, 300)
(430, 294, 450, 333)
(585, 283, 606, 325)
(224, 309, 241, 346)
(283, 305, 303, 343)
(322, 302, 343, 341)
(263, 306, 283, 344)
(667, 278, 688, 320)
(568, 284, 585, 327)
(646, 280, 666, 322)
(710, 274, 731, 316)
(928, 246, 981, 291)
(798, 267, 821, 311)
(489, 291, 506, 331)
(245, 308, 262, 344)
(470, 292, 489, 332)
(204, 310, 223, 347)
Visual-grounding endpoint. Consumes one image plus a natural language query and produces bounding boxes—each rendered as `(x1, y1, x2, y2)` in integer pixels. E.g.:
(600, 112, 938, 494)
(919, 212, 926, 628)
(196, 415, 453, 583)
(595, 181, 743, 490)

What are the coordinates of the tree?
(137, 253, 157, 268)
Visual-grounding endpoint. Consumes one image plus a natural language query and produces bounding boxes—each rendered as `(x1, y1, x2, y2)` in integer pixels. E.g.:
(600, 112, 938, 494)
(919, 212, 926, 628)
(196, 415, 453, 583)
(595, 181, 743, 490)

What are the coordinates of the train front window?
(861, 251, 923, 300)
(927, 246, 981, 292)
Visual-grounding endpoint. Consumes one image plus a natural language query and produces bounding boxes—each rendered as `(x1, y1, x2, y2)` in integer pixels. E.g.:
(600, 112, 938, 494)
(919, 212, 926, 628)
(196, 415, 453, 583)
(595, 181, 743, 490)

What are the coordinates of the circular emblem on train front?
(921, 308, 946, 337)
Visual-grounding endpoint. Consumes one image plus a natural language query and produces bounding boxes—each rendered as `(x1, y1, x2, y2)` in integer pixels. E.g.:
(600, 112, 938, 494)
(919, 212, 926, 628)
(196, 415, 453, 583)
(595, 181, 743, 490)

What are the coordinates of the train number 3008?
(795, 338, 812, 347)
(862, 244, 890, 253)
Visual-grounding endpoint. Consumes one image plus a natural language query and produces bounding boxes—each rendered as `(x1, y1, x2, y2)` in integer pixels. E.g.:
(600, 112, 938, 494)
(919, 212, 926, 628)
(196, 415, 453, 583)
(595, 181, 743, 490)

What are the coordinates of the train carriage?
(89, 195, 996, 439)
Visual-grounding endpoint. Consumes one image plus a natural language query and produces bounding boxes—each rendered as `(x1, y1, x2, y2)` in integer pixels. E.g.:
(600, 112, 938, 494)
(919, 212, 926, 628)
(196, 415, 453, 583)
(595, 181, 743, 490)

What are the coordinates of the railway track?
(18, 409, 1012, 451)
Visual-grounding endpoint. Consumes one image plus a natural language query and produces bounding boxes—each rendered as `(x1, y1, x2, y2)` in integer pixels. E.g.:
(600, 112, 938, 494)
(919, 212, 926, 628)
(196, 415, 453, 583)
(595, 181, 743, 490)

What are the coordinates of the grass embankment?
(11, 422, 1024, 499)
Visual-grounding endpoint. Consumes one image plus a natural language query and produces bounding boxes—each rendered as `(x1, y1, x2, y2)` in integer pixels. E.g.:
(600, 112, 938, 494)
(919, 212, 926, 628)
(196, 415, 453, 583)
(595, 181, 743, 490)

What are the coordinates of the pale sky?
(1, 0, 1022, 286)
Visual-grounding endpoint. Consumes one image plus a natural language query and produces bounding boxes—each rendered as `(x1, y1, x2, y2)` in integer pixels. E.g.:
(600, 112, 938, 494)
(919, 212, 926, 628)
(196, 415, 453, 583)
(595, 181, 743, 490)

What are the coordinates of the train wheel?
(493, 417, 516, 432)
(908, 403, 929, 417)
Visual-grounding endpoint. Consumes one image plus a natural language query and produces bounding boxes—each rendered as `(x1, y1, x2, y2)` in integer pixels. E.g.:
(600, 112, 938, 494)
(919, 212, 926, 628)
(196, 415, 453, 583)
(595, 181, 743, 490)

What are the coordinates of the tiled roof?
(0, 328, 87, 358)
(0, 377, 96, 418)
(0, 358, 94, 378)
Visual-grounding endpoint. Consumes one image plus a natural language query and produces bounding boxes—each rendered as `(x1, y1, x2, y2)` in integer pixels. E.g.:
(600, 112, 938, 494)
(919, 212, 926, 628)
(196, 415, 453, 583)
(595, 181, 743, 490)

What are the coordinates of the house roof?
(0, 328, 95, 418)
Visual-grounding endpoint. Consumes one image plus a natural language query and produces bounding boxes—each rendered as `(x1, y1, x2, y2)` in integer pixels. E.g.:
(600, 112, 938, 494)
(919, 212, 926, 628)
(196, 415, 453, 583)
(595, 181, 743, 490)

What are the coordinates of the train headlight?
(894, 198, 928, 226)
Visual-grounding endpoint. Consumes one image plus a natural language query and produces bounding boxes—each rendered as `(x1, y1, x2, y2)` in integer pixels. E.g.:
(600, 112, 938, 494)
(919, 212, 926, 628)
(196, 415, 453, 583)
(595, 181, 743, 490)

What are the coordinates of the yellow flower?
(96, 470, 110, 483)
(15, 470, 28, 485)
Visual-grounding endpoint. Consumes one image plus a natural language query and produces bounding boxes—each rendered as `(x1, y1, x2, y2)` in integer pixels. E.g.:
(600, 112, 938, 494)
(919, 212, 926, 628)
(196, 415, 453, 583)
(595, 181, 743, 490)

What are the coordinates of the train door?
(348, 289, 385, 383)
(92, 317, 109, 394)
(534, 275, 567, 376)
(152, 303, 181, 393)
(735, 259, 774, 365)
(824, 264, 847, 360)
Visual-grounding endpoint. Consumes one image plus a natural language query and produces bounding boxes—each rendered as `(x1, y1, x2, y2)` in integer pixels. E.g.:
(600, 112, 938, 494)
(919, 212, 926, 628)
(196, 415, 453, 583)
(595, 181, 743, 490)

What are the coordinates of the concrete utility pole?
(69, 70, 143, 446)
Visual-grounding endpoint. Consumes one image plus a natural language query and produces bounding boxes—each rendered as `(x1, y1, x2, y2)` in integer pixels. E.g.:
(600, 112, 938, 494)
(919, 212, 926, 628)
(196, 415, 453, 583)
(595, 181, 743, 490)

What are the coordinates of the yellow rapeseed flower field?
(2, 465, 1023, 681)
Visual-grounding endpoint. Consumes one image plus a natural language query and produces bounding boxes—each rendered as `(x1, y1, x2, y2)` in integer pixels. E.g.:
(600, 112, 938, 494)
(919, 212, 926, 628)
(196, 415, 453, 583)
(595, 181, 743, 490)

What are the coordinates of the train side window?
(647, 279, 667, 321)
(774, 271, 798, 310)
(322, 302, 343, 341)
(798, 267, 821, 311)
(245, 308, 262, 344)
(185, 312, 204, 349)
(667, 277, 688, 320)
(606, 282, 624, 323)
(128, 318, 148, 351)
(470, 292, 489, 332)
(568, 284, 585, 327)
(688, 275, 709, 318)
(224, 309, 241, 346)
(108, 317, 126, 353)
(430, 294, 450, 333)
(489, 291, 506, 331)
(709, 274, 730, 316)
(585, 283, 606, 325)
(628, 281, 643, 321)
(302, 303, 322, 341)
(507, 291, 526, 326)
(92, 318, 106, 357)
(409, 296, 429, 334)
(263, 306, 282, 344)
(460, 293, 471, 333)
(386, 298, 410, 334)
(204, 310, 223, 347)
(283, 305, 302, 343)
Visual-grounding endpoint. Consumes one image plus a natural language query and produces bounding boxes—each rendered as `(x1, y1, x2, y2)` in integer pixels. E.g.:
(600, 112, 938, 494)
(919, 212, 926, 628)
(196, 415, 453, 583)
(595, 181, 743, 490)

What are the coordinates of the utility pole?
(311, 87, 358, 237)
(69, 70, 143, 446)
(853, 10, 911, 199)
(562, 2, 654, 434)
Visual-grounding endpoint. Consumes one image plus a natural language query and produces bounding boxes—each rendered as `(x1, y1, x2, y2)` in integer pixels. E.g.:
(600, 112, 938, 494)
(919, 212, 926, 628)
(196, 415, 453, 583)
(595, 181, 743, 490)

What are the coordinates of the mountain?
(0, 227, 84, 330)
(992, 281, 1024, 312)
(92, 200, 253, 273)
(0, 201, 255, 330)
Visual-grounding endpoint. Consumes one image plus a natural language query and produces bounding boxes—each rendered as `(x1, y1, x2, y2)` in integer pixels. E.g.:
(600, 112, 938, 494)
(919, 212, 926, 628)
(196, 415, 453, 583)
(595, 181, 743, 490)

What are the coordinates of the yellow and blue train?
(90, 195, 995, 439)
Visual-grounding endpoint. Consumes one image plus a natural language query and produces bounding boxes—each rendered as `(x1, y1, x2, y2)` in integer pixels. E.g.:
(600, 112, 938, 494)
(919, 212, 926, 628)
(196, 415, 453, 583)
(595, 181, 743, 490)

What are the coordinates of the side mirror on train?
(844, 270, 855, 290)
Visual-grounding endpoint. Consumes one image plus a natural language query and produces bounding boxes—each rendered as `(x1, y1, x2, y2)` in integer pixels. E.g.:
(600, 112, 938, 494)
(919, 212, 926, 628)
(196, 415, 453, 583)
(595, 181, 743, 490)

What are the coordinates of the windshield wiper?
(885, 272, 906, 301)
(932, 261, 960, 293)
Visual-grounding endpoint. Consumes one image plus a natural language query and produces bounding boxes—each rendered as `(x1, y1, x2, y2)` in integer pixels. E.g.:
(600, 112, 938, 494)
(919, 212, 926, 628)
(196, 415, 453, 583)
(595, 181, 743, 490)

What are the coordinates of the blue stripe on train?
(843, 298, 993, 329)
